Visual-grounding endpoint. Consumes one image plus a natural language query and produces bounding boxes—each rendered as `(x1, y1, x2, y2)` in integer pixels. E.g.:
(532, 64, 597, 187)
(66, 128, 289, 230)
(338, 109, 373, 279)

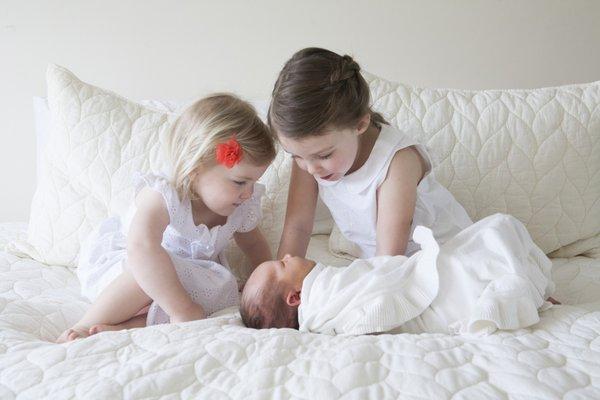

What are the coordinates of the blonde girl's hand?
(170, 302, 207, 323)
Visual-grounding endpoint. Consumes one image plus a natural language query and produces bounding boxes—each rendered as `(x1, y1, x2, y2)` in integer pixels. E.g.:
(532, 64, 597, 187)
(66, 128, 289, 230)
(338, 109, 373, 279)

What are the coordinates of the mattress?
(1, 223, 600, 399)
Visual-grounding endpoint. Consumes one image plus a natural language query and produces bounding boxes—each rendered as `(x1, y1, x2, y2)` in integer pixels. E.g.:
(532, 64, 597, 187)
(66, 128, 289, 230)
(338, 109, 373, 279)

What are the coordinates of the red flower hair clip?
(216, 136, 243, 168)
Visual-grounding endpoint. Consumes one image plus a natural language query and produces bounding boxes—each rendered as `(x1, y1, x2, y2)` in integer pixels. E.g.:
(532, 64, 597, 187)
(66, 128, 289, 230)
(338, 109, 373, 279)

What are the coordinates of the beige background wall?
(1, 0, 599, 221)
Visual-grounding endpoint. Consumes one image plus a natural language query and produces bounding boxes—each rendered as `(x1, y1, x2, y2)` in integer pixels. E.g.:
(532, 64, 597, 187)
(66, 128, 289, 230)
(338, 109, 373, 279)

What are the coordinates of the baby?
(241, 214, 558, 335)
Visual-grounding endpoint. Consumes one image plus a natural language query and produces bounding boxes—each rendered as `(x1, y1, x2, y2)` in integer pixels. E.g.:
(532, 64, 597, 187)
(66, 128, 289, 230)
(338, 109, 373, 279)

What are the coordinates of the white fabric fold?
(299, 226, 440, 335)
(299, 214, 554, 336)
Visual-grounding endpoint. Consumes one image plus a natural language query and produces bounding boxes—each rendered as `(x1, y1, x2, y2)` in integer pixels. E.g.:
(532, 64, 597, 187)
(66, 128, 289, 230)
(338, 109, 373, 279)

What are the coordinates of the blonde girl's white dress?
(77, 173, 264, 325)
(316, 123, 473, 258)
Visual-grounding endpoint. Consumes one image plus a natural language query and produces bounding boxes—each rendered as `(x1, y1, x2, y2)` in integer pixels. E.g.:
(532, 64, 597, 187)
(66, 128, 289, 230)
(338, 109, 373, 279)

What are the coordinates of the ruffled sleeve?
(236, 183, 265, 233)
(132, 172, 180, 222)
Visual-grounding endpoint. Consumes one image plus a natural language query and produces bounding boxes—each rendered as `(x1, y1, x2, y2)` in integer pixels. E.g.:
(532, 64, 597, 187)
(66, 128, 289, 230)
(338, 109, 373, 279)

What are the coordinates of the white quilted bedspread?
(1, 224, 600, 399)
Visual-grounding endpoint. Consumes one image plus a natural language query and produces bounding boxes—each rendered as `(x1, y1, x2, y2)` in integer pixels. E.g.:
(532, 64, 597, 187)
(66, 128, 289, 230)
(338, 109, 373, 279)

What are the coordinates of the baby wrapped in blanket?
(240, 214, 557, 335)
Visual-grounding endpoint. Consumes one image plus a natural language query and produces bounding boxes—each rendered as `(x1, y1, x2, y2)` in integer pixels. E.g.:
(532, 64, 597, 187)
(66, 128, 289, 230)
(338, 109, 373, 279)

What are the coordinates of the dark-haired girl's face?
(278, 127, 360, 182)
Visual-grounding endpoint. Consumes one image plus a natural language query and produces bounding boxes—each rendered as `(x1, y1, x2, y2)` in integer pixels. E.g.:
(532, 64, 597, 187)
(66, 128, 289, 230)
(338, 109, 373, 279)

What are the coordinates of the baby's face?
(244, 255, 316, 297)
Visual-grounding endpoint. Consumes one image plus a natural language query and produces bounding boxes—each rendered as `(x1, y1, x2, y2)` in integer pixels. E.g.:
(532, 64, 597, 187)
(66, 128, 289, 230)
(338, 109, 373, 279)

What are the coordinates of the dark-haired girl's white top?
(316, 124, 473, 258)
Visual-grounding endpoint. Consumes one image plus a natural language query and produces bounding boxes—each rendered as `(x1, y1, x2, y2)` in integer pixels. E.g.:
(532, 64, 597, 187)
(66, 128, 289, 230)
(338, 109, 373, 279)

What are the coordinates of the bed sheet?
(1, 223, 599, 399)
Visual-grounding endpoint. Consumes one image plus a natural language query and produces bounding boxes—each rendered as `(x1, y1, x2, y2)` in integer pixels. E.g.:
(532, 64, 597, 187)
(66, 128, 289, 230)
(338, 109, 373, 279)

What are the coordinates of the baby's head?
(167, 93, 276, 216)
(240, 255, 316, 329)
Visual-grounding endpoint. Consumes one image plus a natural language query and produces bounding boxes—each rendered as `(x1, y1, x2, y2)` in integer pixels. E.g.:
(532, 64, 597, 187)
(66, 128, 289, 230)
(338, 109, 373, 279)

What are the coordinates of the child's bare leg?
(57, 268, 151, 342)
(89, 313, 148, 335)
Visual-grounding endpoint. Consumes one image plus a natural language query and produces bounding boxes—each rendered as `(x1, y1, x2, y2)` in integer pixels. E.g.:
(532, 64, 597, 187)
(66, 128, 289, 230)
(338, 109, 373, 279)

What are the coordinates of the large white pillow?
(12, 65, 331, 269)
(331, 72, 600, 257)
(10, 65, 173, 266)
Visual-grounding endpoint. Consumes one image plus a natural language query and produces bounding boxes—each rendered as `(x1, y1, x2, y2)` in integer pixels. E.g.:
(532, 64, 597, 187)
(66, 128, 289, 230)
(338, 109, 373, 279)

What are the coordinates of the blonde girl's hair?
(268, 47, 388, 139)
(167, 93, 276, 199)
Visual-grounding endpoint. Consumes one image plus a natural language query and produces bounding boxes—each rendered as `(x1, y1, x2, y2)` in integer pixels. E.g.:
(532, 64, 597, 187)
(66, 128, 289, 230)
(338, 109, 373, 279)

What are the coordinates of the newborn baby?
(241, 214, 557, 335)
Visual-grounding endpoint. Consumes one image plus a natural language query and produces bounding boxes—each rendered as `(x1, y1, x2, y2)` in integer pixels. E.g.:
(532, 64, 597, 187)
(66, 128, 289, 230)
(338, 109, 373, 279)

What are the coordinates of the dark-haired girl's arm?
(277, 162, 318, 258)
(376, 147, 426, 256)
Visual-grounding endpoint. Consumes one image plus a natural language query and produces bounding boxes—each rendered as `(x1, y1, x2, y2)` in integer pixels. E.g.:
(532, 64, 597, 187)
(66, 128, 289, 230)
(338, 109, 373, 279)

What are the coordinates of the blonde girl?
(59, 94, 276, 341)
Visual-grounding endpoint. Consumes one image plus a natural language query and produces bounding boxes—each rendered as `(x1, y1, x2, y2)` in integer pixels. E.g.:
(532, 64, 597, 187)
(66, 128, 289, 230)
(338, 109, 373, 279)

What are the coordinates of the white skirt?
(77, 219, 239, 326)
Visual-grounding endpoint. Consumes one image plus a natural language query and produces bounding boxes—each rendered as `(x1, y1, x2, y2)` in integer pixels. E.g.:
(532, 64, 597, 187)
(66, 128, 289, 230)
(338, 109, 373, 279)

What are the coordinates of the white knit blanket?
(299, 214, 555, 336)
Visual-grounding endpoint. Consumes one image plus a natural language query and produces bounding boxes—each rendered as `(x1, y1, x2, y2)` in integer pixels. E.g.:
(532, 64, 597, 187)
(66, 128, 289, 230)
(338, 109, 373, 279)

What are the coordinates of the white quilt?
(1, 223, 600, 399)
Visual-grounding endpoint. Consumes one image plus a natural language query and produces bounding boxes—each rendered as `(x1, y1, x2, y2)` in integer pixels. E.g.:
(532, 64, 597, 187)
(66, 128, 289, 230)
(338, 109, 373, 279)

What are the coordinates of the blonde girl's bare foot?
(89, 324, 120, 335)
(89, 315, 148, 335)
(56, 327, 89, 343)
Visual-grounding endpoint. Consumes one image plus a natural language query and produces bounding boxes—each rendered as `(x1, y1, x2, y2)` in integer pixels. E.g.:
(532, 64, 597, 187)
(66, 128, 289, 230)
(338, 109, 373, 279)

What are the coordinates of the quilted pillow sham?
(9, 65, 173, 266)
(331, 72, 600, 257)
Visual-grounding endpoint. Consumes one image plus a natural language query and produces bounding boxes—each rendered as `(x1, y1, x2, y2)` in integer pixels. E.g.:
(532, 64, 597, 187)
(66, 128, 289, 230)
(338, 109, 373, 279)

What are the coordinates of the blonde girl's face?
(277, 127, 360, 182)
(192, 159, 268, 217)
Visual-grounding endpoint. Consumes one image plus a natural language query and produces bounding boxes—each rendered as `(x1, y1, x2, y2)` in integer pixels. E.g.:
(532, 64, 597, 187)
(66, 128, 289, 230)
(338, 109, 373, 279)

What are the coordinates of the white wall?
(1, 0, 599, 221)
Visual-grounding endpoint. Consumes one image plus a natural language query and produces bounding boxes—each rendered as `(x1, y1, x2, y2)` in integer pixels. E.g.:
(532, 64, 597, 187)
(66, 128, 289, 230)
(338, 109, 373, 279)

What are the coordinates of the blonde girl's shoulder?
(127, 186, 171, 246)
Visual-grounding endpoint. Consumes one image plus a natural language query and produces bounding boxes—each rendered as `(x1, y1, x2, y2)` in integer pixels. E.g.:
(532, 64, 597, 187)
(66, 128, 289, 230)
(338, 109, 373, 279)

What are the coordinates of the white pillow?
(32, 96, 52, 182)
(10, 65, 174, 266)
(331, 72, 600, 258)
(14, 65, 332, 268)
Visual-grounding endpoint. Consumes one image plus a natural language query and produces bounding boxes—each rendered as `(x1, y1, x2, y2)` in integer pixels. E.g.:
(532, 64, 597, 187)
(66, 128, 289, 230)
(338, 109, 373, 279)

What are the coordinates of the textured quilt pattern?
(1, 224, 600, 399)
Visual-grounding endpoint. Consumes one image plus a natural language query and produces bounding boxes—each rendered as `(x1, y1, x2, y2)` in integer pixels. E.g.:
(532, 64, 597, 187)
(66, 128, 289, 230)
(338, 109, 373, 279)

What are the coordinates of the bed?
(0, 65, 599, 399)
(1, 224, 600, 398)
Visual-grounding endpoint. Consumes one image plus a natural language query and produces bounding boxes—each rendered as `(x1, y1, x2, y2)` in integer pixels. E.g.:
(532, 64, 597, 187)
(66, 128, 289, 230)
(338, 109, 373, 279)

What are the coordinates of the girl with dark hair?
(269, 48, 473, 259)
